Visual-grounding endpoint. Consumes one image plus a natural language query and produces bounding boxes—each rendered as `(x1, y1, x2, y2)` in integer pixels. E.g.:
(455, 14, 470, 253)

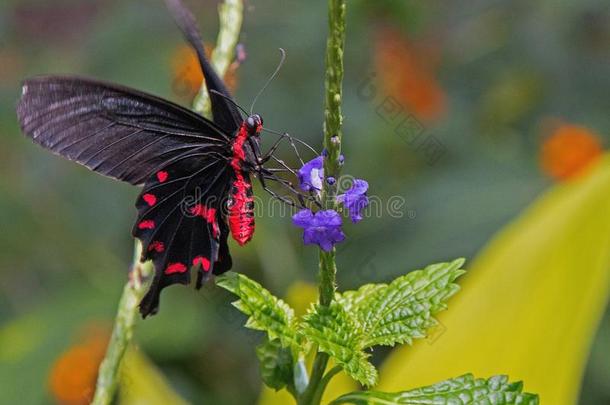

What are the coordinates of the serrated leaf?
(329, 374, 539, 404)
(256, 339, 294, 391)
(338, 259, 465, 348)
(216, 272, 296, 347)
(300, 301, 378, 387)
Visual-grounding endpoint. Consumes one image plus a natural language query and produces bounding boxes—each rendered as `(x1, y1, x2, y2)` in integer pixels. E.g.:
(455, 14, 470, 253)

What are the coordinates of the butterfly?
(16, 0, 295, 317)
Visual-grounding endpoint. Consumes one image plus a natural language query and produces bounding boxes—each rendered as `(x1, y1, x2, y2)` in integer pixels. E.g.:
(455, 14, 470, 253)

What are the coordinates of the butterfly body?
(228, 115, 263, 246)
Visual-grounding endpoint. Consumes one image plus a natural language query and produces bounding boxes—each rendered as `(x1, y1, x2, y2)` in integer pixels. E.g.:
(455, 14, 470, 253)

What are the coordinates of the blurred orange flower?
(171, 44, 239, 100)
(48, 323, 110, 405)
(374, 27, 446, 122)
(540, 122, 603, 181)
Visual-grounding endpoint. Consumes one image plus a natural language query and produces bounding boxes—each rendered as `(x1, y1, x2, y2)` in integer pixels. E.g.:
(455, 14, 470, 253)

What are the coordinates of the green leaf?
(300, 301, 377, 387)
(256, 339, 294, 391)
(339, 259, 465, 348)
(216, 272, 296, 347)
(329, 374, 539, 404)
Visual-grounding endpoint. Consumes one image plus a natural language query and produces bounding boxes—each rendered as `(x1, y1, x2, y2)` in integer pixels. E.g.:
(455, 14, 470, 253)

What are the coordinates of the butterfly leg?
(259, 169, 319, 208)
(260, 132, 290, 164)
(285, 134, 305, 166)
(257, 173, 299, 207)
(263, 168, 293, 173)
(268, 155, 299, 176)
(262, 128, 319, 155)
(260, 132, 310, 168)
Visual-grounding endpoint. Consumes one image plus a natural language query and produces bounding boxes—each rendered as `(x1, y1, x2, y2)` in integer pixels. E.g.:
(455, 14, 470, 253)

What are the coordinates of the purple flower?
(297, 156, 324, 192)
(292, 209, 345, 251)
(337, 179, 369, 223)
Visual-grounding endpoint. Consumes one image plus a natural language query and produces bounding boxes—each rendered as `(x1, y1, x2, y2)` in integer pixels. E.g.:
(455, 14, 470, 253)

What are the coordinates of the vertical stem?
(322, 0, 346, 191)
(92, 242, 153, 405)
(318, 0, 346, 307)
(299, 1, 347, 404)
(310, 366, 343, 405)
(92, 2, 243, 404)
(193, 0, 244, 116)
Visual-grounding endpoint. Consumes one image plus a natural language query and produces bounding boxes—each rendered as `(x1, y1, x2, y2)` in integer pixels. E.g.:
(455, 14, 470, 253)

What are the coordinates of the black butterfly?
(16, 0, 292, 317)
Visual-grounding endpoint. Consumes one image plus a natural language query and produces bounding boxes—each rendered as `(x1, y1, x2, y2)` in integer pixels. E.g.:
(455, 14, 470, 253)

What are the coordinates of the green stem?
(193, 0, 244, 116)
(311, 366, 343, 405)
(91, 242, 153, 405)
(322, 0, 346, 190)
(299, 0, 347, 404)
(91, 2, 243, 403)
(319, 0, 346, 311)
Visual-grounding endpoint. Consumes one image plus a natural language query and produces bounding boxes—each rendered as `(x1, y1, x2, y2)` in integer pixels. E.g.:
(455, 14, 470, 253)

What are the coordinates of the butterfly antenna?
(209, 89, 249, 117)
(249, 48, 286, 115)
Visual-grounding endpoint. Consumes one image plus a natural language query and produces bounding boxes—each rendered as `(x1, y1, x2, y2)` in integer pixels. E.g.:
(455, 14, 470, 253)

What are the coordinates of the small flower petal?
(313, 210, 343, 227)
(298, 156, 325, 191)
(292, 209, 345, 251)
(292, 209, 314, 228)
(350, 179, 368, 195)
(303, 228, 318, 245)
(319, 236, 334, 252)
(338, 178, 370, 223)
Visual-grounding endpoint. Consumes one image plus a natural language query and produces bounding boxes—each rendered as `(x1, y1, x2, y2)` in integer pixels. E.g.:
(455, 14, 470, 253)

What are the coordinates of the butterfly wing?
(165, 0, 243, 134)
(17, 75, 237, 316)
(134, 151, 234, 317)
(17, 0, 246, 317)
(17, 76, 230, 185)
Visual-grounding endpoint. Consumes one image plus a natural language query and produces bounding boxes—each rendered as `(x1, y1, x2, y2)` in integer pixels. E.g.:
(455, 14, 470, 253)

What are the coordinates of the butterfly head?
(245, 114, 263, 136)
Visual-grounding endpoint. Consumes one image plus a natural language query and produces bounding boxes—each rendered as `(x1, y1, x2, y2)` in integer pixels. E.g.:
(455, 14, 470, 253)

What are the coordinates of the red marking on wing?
(191, 204, 220, 238)
(212, 220, 219, 238)
(138, 220, 155, 230)
(156, 171, 169, 183)
(190, 204, 216, 223)
(143, 193, 157, 206)
(228, 124, 256, 246)
(164, 262, 187, 275)
(190, 204, 204, 217)
(193, 256, 211, 272)
(148, 241, 165, 253)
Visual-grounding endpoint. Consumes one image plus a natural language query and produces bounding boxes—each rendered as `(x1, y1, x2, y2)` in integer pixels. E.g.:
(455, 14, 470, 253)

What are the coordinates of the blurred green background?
(1, 0, 609, 404)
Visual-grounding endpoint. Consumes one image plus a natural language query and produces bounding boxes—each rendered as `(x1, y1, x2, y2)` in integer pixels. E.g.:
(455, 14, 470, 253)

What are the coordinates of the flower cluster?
(292, 155, 369, 252)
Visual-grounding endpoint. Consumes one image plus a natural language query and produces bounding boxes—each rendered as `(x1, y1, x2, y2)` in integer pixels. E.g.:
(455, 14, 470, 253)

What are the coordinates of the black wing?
(17, 76, 230, 185)
(134, 151, 234, 317)
(165, 0, 243, 134)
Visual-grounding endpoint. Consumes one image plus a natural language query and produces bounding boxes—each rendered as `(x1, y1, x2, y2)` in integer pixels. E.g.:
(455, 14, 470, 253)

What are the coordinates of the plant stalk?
(91, 242, 153, 405)
(91, 1, 243, 403)
(299, 0, 347, 404)
(311, 366, 343, 405)
(193, 0, 244, 116)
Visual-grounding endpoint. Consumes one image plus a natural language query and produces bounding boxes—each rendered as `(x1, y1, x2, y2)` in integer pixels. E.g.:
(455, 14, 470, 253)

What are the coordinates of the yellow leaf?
(119, 348, 188, 405)
(378, 154, 610, 404)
